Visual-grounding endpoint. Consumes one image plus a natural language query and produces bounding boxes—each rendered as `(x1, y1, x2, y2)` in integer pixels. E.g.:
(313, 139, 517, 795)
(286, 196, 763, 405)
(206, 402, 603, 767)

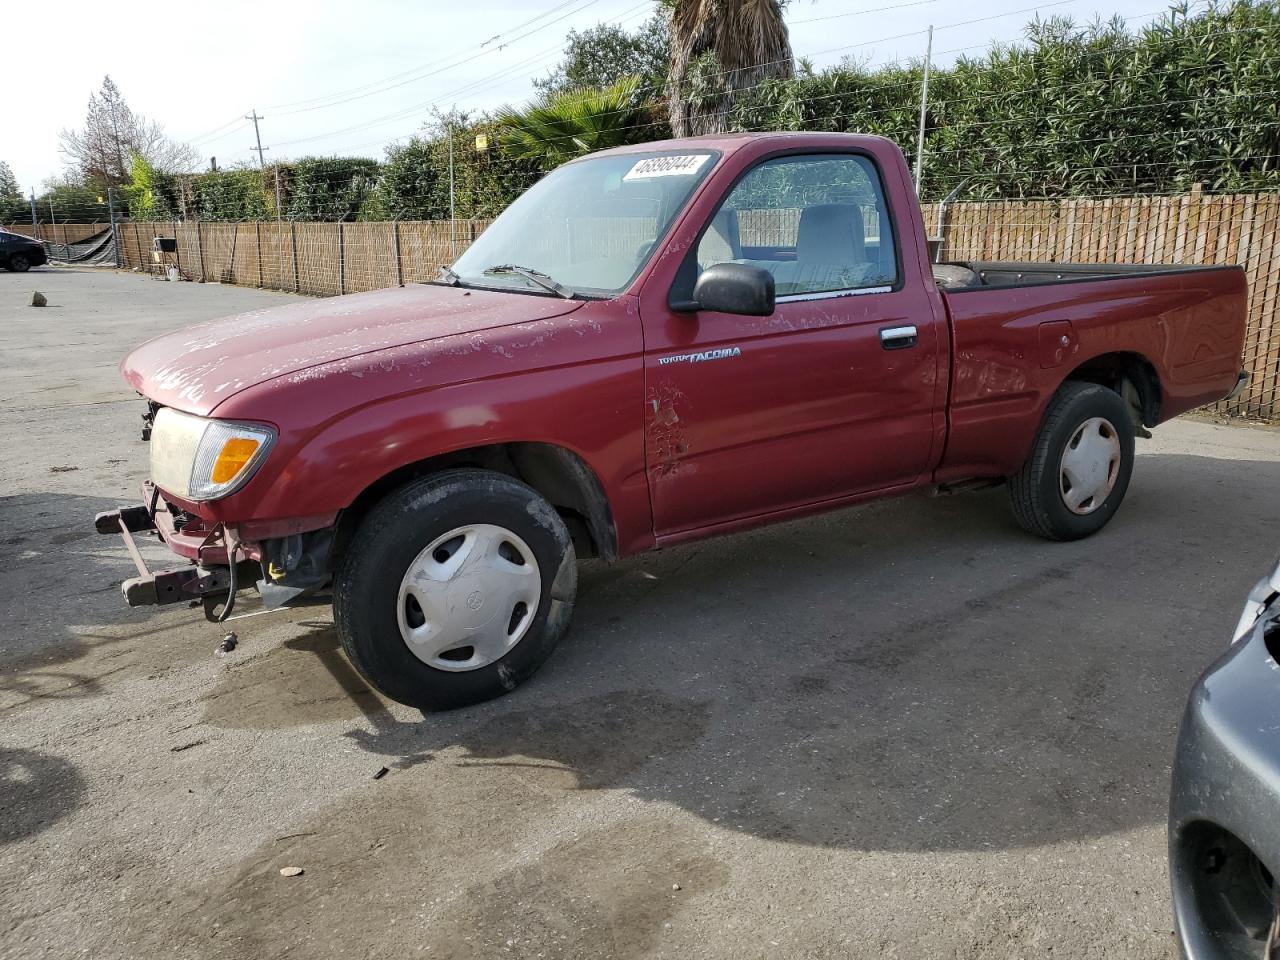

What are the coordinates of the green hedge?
(730, 0, 1280, 200)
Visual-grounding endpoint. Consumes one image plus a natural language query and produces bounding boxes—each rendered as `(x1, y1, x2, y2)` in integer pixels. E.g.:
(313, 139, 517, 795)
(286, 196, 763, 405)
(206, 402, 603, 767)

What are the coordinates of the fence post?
(393, 220, 403, 287)
(107, 187, 121, 268)
(196, 220, 206, 282)
(338, 222, 345, 295)
(133, 222, 143, 272)
(1189, 182, 1206, 263)
(290, 222, 299, 293)
(173, 220, 182, 277)
(255, 221, 264, 287)
(229, 222, 240, 283)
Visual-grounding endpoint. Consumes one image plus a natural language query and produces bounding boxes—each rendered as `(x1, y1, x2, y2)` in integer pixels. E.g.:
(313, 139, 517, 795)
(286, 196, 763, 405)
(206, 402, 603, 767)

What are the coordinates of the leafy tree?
(31, 174, 111, 223)
(536, 16, 670, 97)
(186, 167, 271, 221)
(730, 0, 1280, 199)
(367, 111, 542, 220)
(668, 0, 793, 136)
(497, 77, 652, 168)
(0, 161, 27, 223)
(58, 76, 198, 187)
(123, 153, 177, 220)
(280, 157, 381, 221)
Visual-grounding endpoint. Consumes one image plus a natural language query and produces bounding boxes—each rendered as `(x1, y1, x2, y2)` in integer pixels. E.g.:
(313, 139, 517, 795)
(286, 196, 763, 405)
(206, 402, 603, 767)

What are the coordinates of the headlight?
(149, 407, 275, 501)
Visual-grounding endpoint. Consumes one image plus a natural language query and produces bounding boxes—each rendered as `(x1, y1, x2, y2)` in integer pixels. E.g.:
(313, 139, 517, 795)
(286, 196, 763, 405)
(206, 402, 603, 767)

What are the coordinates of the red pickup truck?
(98, 133, 1248, 710)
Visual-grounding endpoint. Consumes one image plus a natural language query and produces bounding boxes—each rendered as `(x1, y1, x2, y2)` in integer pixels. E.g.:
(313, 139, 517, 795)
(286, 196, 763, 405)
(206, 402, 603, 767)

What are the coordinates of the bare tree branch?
(57, 76, 198, 186)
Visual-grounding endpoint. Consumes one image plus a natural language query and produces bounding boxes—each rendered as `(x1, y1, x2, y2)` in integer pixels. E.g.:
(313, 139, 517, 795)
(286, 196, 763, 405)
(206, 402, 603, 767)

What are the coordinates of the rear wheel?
(8, 254, 30, 272)
(1008, 381, 1136, 541)
(333, 469, 577, 710)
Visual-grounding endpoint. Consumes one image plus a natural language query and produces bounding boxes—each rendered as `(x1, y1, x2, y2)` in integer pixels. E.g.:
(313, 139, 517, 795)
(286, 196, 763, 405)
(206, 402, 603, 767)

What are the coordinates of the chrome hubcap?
(1059, 416, 1122, 515)
(396, 524, 541, 672)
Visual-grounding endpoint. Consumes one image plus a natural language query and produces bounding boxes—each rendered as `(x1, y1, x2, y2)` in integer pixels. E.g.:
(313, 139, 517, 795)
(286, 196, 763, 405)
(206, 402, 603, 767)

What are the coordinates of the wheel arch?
(335, 441, 618, 566)
(1062, 350, 1163, 428)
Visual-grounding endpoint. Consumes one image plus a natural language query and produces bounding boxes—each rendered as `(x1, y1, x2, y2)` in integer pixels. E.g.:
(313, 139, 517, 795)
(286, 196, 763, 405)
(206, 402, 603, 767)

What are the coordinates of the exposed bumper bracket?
(94, 504, 155, 536)
(122, 566, 232, 608)
(97, 501, 236, 608)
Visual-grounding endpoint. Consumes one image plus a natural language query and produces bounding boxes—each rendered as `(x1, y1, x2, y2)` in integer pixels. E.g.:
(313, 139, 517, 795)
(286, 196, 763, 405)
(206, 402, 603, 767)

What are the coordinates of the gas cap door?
(1038, 320, 1077, 369)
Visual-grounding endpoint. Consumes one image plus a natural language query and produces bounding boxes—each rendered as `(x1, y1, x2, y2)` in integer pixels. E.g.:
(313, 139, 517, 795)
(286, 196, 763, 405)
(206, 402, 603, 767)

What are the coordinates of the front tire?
(1008, 381, 1136, 541)
(8, 254, 30, 272)
(334, 469, 577, 710)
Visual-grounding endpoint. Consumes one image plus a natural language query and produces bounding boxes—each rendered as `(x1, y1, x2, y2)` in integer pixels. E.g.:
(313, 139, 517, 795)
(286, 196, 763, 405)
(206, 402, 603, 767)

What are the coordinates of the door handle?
(880, 324, 918, 350)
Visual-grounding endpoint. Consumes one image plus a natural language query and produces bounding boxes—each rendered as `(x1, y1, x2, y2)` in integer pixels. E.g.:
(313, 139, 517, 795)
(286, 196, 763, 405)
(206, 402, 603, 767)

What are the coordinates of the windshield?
(450, 150, 718, 297)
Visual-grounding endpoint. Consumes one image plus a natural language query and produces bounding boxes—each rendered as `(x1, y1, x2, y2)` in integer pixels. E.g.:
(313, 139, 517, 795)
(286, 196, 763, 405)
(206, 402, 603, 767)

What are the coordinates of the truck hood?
(121, 284, 583, 416)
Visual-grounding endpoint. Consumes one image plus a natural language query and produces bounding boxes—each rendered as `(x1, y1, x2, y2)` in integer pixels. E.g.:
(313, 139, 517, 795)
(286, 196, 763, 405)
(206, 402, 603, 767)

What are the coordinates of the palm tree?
(496, 77, 646, 168)
(667, 0, 794, 137)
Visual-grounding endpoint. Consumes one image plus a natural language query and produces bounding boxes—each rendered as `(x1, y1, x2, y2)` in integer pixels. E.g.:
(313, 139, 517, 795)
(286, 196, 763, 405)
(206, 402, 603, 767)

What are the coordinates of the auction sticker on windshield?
(623, 154, 711, 181)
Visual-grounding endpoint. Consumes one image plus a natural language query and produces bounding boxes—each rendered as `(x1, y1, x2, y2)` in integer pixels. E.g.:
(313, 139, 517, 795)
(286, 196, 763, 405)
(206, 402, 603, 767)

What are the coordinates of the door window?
(694, 154, 898, 297)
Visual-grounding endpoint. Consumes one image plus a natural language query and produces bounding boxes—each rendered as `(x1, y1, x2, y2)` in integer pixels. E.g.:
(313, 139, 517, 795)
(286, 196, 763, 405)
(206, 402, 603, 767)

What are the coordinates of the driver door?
(639, 152, 944, 537)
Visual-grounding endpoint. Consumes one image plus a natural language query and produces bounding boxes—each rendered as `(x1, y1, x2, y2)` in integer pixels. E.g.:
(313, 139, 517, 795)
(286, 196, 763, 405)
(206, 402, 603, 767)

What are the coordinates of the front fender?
(198, 300, 655, 556)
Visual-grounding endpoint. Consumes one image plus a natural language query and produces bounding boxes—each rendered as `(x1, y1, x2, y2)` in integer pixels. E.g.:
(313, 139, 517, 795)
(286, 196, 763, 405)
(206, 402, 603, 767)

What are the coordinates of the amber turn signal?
(210, 438, 262, 484)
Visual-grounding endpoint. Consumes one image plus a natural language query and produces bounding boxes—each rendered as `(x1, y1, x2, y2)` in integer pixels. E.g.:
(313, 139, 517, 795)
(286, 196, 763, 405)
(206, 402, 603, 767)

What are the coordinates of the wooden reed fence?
(3, 222, 108, 245)
(107, 192, 1280, 418)
(115, 219, 491, 297)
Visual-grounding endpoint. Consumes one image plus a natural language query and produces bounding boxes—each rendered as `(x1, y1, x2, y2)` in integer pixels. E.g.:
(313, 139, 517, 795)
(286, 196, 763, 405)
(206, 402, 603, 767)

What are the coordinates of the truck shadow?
(335, 451, 1280, 853)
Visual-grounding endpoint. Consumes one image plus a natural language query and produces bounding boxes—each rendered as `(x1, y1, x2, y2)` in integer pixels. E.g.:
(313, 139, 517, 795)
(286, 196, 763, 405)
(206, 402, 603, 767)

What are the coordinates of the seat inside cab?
(697, 202, 892, 296)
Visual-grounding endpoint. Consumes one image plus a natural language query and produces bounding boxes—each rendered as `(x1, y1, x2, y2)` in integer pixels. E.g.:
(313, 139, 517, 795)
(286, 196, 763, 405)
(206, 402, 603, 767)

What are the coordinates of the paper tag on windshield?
(623, 154, 710, 181)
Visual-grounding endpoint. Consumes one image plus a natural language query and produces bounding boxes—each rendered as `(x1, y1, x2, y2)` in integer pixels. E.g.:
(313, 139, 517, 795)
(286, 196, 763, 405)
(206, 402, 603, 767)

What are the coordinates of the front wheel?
(1008, 381, 1136, 541)
(8, 254, 31, 272)
(333, 469, 577, 710)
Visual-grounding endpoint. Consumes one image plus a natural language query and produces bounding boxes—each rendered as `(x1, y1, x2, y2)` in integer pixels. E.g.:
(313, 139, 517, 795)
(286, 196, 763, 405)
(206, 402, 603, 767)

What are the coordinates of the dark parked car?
(0, 229, 48, 271)
(1170, 555, 1280, 959)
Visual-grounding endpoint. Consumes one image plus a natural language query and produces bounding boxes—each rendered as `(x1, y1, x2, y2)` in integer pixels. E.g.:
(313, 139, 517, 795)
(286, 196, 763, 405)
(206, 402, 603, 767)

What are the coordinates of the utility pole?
(29, 189, 38, 239)
(246, 110, 269, 168)
(914, 24, 934, 194)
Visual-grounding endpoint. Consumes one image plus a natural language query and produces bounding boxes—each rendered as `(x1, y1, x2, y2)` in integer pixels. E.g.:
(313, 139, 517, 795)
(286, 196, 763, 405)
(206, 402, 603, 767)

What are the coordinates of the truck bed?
(933, 261, 1248, 484)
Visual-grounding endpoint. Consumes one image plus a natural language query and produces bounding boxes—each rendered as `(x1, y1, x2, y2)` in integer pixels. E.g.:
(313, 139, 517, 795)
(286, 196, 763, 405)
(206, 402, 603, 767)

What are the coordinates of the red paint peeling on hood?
(120, 283, 583, 416)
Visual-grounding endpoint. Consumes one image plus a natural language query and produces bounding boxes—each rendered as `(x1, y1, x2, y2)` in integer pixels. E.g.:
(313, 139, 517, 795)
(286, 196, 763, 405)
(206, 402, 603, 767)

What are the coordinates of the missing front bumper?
(94, 489, 247, 610)
(95, 485, 331, 618)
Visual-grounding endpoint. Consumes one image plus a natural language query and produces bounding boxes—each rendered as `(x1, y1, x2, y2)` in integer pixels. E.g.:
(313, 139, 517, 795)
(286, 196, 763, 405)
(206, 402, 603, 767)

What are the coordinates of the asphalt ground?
(3, 265, 1279, 959)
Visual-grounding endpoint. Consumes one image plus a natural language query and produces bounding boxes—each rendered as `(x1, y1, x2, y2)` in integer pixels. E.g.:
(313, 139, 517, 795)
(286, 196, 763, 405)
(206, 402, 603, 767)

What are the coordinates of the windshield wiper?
(483, 264, 575, 299)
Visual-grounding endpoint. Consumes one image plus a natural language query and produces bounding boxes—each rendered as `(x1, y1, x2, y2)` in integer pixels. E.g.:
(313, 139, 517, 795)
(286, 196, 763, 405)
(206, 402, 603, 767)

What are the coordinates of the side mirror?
(680, 262, 775, 317)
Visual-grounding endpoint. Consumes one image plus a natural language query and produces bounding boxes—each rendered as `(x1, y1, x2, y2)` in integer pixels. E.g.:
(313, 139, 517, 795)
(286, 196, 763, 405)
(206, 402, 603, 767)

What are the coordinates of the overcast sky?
(6, 0, 1173, 192)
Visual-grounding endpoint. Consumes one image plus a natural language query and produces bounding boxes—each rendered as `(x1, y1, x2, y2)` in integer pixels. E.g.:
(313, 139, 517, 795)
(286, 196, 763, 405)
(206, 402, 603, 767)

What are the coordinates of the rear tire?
(333, 469, 577, 711)
(8, 255, 30, 272)
(1008, 381, 1136, 541)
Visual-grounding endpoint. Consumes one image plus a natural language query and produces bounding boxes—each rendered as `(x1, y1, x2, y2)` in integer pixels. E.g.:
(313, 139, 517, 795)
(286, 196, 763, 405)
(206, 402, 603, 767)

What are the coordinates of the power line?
(263, 0, 602, 113)
(270, 0, 616, 119)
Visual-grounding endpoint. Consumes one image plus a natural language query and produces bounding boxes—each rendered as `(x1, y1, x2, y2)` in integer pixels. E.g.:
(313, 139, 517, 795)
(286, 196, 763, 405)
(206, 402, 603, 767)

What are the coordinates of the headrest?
(796, 204, 865, 264)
